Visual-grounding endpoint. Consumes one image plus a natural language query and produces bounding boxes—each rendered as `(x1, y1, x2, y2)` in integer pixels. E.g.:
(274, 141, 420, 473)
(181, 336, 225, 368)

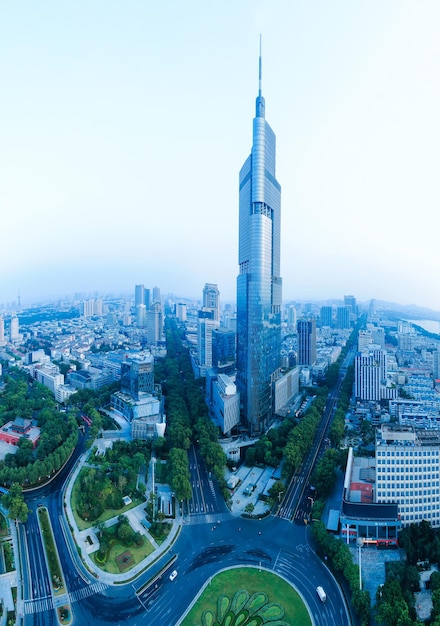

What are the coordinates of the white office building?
(376, 425, 440, 527)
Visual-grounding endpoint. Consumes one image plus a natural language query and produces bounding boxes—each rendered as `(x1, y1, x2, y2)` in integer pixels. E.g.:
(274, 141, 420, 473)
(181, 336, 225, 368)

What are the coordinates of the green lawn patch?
(92, 527, 155, 574)
(38, 507, 66, 595)
(180, 567, 311, 626)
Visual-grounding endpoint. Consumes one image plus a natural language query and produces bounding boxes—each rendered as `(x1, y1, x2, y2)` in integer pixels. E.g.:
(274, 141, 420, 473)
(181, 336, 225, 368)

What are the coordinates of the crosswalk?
(24, 595, 53, 615)
(24, 581, 108, 614)
(184, 512, 230, 526)
(69, 581, 108, 602)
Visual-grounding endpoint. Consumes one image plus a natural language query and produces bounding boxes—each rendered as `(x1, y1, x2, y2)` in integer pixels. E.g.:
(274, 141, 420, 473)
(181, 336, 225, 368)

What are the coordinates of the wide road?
(21, 486, 350, 625)
(19, 425, 352, 625)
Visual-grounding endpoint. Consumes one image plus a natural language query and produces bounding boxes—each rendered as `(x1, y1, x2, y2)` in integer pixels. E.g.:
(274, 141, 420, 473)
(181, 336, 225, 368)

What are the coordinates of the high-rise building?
(135, 284, 145, 307)
(152, 286, 161, 304)
(0, 316, 5, 346)
(297, 318, 317, 366)
(336, 306, 351, 329)
(320, 306, 333, 328)
(212, 327, 236, 374)
(197, 309, 220, 370)
(147, 302, 163, 345)
(121, 353, 154, 400)
(176, 302, 187, 323)
(354, 348, 387, 401)
(344, 295, 357, 316)
(202, 283, 220, 321)
(9, 315, 20, 343)
(236, 45, 282, 434)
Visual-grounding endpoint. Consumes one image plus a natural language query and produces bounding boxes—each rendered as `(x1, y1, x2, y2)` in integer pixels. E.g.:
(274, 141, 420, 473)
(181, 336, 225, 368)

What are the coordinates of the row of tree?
(154, 317, 227, 502)
(0, 368, 79, 488)
(312, 519, 371, 626)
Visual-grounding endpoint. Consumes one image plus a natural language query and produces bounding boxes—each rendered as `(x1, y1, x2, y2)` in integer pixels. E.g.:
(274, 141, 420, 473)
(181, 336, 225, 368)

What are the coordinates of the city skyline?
(1, 2, 440, 311)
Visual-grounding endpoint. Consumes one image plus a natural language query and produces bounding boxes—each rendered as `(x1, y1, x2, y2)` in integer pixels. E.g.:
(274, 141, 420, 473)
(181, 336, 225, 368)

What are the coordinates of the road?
(18, 418, 352, 625)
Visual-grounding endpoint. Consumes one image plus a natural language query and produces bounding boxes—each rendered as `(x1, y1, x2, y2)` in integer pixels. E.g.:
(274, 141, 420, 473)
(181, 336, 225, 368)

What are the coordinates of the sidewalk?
(0, 513, 21, 625)
(63, 449, 181, 585)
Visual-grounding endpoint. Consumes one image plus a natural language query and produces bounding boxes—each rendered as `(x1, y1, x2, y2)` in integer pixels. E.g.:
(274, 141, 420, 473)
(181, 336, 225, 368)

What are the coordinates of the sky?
(1, 1, 440, 312)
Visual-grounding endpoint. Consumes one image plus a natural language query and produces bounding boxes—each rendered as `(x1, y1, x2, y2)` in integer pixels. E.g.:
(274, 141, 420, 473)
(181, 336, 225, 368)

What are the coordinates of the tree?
(1, 483, 29, 523)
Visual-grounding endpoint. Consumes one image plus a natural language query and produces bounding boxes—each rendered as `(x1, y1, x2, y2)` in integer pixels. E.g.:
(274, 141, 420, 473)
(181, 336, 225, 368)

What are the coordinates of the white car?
(169, 570, 178, 581)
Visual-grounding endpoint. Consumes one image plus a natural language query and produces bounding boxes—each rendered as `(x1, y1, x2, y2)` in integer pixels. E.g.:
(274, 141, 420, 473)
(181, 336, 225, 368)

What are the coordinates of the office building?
(176, 302, 187, 323)
(354, 349, 388, 401)
(297, 318, 317, 366)
(376, 425, 440, 527)
(203, 283, 220, 321)
(358, 330, 373, 352)
(320, 306, 333, 328)
(121, 353, 155, 400)
(9, 315, 20, 343)
(135, 284, 145, 307)
(287, 305, 297, 328)
(152, 286, 161, 304)
(336, 306, 351, 329)
(212, 327, 236, 374)
(344, 295, 357, 317)
(206, 372, 240, 435)
(147, 302, 163, 345)
(197, 309, 220, 370)
(236, 45, 282, 434)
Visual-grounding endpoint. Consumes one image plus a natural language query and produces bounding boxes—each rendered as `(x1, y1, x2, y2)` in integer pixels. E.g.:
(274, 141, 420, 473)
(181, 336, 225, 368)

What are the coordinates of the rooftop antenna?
(258, 34, 262, 97)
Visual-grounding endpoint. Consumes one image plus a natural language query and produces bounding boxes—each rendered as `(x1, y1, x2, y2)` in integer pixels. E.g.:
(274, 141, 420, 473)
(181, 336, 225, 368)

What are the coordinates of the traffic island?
(37, 506, 72, 625)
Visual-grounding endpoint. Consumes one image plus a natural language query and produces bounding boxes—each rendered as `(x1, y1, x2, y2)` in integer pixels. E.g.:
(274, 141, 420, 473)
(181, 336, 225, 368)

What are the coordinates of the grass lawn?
(70, 471, 145, 531)
(92, 533, 155, 574)
(180, 567, 312, 626)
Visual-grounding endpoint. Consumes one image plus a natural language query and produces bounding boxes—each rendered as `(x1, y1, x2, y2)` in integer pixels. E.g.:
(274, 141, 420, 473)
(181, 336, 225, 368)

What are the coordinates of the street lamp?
(356, 537, 364, 590)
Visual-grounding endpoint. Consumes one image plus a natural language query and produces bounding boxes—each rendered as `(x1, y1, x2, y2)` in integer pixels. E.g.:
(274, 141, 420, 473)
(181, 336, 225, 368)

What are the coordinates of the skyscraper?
(202, 283, 220, 321)
(297, 318, 317, 366)
(236, 45, 282, 435)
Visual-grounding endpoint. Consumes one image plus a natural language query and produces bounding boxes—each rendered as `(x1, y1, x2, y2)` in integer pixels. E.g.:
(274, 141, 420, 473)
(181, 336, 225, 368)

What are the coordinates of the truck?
(316, 586, 327, 602)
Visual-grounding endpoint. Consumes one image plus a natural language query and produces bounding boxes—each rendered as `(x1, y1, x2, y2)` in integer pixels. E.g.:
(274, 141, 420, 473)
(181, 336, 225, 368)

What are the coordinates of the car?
(169, 570, 178, 581)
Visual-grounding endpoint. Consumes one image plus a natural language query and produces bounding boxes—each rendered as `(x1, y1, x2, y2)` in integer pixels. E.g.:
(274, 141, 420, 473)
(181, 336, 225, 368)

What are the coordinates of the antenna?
(259, 34, 262, 96)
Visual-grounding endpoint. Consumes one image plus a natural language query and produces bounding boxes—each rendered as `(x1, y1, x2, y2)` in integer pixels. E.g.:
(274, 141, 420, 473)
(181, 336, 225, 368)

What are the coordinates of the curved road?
(18, 436, 351, 625)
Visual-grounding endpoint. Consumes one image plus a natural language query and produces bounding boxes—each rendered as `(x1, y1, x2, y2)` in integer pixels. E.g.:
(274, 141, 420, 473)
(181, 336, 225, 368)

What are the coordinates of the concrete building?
(207, 373, 240, 435)
(202, 283, 220, 322)
(336, 306, 351, 330)
(147, 302, 163, 346)
(176, 302, 187, 323)
(320, 306, 333, 328)
(274, 367, 299, 413)
(197, 309, 220, 370)
(354, 349, 391, 401)
(376, 425, 440, 527)
(9, 315, 20, 343)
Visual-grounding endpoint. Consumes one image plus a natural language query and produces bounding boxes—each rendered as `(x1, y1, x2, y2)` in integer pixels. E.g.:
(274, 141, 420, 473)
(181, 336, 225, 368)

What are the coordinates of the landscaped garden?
(180, 567, 312, 626)
(92, 515, 155, 574)
(70, 439, 149, 531)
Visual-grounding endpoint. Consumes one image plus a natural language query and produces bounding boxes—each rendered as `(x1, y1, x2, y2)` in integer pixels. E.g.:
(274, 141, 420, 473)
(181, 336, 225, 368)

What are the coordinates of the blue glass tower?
(236, 46, 282, 435)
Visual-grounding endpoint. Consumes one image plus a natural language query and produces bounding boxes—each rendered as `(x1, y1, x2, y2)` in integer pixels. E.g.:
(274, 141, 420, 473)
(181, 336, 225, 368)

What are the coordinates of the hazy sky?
(1, 1, 439, 311)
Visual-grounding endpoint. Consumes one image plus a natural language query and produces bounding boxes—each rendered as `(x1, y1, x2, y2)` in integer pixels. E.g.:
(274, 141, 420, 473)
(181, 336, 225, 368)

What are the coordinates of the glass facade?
(236, 61, 282, 435)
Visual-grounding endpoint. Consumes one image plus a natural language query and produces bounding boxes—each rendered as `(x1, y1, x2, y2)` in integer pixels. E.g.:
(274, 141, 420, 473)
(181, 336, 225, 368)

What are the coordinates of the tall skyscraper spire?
(236, 42, 282, 435)
(256, 35, 265, 119)
(258, 34, 262, 97)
